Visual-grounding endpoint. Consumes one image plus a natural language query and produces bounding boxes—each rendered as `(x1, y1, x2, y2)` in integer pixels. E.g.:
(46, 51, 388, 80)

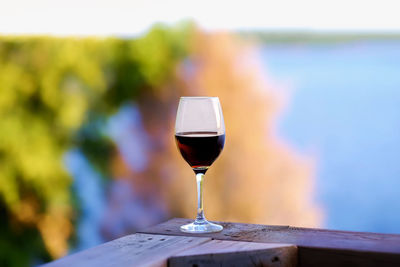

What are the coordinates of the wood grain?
(44, 218, 400, 267)
(139, 218, 400, 253)
(169, 240, 297, 267)
(140, 218, 400, 267)
(298, 247, 400, 267)
(43, 233, 210, 267)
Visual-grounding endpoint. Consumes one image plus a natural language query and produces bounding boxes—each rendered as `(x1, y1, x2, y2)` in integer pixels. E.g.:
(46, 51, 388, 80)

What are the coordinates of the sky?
(1, 0, 400, 36)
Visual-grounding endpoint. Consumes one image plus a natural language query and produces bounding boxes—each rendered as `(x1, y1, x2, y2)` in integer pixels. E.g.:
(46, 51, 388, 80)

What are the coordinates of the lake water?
(261, 41, 400, 234)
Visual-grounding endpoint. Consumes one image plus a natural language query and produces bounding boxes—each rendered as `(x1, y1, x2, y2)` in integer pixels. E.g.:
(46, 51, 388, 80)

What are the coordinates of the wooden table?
(44, 218, 400, 267)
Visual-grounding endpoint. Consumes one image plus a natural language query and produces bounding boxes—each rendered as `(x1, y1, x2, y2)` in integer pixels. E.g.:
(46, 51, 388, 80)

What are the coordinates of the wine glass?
(175, 96, 225, 233)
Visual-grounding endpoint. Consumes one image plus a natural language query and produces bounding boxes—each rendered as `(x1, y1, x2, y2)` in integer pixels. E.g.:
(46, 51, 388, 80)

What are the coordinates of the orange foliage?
(37, 207, 72, 258)
(169, 31, 321, 226)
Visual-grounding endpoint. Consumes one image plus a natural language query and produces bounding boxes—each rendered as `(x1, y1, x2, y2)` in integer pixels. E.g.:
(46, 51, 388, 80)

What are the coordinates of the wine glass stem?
(195, 172, 206, 223)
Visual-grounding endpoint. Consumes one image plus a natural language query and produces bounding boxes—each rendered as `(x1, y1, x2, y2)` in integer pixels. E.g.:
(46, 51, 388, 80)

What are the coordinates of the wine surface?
(175, 131, 225, 169)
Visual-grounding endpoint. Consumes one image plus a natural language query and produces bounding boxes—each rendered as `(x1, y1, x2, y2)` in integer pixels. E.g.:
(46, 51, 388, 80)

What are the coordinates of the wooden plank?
(298, 247, 400, 267)
(139, 218, 400, 266)
(43, 233, 211, 267)
(139, 218, 400, 253)
(169, 240, 297, 267)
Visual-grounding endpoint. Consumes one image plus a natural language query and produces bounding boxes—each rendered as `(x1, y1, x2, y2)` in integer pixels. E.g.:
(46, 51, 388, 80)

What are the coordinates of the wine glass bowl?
(175, 97, 225, 233)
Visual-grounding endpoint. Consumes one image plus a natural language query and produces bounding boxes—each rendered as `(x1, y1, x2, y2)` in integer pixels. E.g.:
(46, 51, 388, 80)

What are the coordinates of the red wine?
(175, 131, 225, 171)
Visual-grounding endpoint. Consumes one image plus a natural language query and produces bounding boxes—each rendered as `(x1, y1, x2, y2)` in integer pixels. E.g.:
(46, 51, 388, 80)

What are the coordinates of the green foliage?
(0, 22, 193, 266)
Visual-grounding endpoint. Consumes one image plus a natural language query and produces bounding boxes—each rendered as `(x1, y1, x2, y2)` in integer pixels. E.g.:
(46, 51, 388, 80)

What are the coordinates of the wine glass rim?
(180, 96, 219, 99)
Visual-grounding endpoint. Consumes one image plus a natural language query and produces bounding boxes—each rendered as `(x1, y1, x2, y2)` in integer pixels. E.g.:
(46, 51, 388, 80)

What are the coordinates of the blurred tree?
(0, 22, 321, 267)
(0, 23, 193, 266)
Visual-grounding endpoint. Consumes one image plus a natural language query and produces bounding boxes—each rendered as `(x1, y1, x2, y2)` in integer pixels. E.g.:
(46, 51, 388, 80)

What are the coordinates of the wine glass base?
(180, 220, 223, 233)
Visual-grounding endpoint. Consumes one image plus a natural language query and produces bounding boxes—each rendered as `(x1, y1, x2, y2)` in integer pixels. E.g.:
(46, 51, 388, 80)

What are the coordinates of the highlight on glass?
(175, 96, 225, 233)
